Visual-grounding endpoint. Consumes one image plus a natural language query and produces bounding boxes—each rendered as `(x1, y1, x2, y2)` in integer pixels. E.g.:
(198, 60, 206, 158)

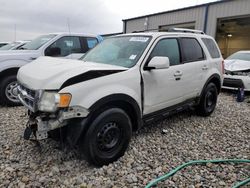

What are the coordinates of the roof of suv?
(49, 32, 99, 38)
(117, 32, 212, 39)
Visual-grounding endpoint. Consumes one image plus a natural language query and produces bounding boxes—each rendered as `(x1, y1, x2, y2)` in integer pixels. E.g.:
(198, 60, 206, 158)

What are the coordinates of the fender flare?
(89, 94, 142, 130)
(66, 94, 142, 146)
(198, 73, 221, 103)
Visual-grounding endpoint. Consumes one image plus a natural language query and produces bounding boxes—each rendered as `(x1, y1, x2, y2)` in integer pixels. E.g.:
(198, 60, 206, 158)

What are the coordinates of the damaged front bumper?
(223, 73, 250, 91)
(24, 106, 89, 140)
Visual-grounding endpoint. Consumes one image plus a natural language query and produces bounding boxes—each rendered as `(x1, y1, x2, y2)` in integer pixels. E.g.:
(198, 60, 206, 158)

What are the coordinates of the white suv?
(17, 29, 224, 166)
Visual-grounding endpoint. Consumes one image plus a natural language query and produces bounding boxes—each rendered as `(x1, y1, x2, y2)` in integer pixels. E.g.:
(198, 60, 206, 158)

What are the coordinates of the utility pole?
(14, 24, 16, 41)
(67, 18, 71, 34)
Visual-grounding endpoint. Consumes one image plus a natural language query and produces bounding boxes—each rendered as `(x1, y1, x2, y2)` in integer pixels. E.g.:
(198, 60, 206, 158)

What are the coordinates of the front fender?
(67, 84, 141, 110)
(0, 59, 30, 73)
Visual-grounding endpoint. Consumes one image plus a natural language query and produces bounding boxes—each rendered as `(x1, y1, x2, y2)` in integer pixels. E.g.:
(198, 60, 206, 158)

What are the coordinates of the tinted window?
(149, 38, 180, 66)
(181, 38, 204, 62)
(0, 43, 8, 47)
(202, 38, 220, 58)
(87, 38, 98, 49)
(45, 36, 81, 57)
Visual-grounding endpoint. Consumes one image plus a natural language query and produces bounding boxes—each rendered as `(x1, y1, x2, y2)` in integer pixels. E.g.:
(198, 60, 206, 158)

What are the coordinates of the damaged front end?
(17, 84, 89, 142)
(225, 69, 250, 76)
(223, 69, 250, 91)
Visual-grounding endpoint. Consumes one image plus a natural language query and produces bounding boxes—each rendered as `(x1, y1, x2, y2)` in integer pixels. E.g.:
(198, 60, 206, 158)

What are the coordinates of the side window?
(202, 38, 220, 58)
(180, 38, 204, 62)
(87, 38, 98, 49)
(149, 38, 180, 66)
(45, 36, 81, 57)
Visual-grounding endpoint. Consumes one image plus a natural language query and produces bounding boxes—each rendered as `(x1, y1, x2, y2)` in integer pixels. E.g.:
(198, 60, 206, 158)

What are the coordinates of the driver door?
(142, 37, 185, 115)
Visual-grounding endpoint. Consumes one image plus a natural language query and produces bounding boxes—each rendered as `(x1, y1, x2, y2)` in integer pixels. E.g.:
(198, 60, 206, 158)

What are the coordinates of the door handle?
(174, 71, 183, 77)
(174, 71, 182, 81)
(202, 65, 208, 70)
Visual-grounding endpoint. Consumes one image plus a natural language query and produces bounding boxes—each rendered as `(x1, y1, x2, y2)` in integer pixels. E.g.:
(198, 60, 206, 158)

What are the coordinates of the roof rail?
(168, 28, 205, 34)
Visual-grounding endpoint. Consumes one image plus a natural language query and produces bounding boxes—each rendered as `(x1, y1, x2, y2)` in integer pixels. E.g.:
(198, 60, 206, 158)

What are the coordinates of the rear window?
(180, 38, 204, 63)
(87, 37, 98, 49)
(202, 38, 220, 58)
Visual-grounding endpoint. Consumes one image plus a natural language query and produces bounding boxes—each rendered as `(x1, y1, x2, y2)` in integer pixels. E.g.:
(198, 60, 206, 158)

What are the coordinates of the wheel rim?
(5, 81, 19, 103)
(96, 122, 121, 152)
(205, 90, 216, 112)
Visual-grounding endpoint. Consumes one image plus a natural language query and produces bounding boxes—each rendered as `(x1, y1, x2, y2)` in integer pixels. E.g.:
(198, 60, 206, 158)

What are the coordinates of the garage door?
(216, 16, 250, 58)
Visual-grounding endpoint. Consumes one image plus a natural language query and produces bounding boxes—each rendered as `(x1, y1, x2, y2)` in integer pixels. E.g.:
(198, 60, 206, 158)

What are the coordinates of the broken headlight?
(38, 92, 72, 112)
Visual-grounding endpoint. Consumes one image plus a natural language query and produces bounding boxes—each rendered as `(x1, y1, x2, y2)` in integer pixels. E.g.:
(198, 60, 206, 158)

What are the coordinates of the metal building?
(122, 0, 250, 57)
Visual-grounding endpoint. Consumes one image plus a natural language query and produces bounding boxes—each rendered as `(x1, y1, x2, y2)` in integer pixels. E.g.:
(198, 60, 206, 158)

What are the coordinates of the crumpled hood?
(17, 56, 128, 90)
(224, 59, 250, 72)
(0, 50, 39, 62)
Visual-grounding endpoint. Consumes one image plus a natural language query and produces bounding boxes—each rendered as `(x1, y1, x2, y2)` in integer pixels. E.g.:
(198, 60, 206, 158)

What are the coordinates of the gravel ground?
(0, 92, 249, 188)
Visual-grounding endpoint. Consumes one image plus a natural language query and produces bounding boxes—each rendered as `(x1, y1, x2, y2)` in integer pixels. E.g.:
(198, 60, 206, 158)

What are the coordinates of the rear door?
(178, 37, 207, 100)
(200, 38, 223, 86)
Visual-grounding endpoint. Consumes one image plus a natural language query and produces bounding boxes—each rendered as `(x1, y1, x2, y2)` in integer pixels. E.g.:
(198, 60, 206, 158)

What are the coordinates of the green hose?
(145, 159, 250, 188)
(233, 178, 250, 188)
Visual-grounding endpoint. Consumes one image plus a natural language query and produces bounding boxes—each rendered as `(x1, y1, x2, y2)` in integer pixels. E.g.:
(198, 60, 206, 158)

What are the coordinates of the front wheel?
(0, 75, 20, 106)
(81, 108, 132, 166)
(196, 82, 218, 116)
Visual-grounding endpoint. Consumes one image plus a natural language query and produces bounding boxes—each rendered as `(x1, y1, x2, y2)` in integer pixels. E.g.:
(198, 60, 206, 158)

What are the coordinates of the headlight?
(38, 92, 72, 112)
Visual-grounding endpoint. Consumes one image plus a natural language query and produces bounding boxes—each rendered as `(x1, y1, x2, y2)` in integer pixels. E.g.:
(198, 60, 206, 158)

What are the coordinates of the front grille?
(223, 78, 244, 88)
(17, 84, 39, 112)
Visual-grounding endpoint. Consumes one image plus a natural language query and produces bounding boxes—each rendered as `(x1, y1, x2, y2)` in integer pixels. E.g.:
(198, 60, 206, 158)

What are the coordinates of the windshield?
(20, 34, 56, 50)
(82, 36, 151, 68)
(0, 42, 20, 50)
(227, 52, 250, 61)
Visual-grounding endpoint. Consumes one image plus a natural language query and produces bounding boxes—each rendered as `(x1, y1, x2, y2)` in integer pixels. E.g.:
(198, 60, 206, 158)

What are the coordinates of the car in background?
(0, 42, 9, 48)
(0, 41, 30, 51)
(223, 51, 250, 91)
(0, 33, 103, 106)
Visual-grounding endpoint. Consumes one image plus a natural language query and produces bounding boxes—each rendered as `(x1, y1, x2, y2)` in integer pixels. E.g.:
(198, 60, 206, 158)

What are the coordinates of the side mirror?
(145, 56, 170, 70)
(45, 47, 61, 57)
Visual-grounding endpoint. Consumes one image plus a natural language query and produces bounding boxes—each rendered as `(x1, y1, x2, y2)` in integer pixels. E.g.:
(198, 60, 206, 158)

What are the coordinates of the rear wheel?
(81, 108, 132, 166)
(196, 82, 218, 116)
(0, 75, 20, 106)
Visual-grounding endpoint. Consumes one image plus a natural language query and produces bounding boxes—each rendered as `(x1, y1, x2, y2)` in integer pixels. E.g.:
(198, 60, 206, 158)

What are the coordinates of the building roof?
(122, 0, 232, 22)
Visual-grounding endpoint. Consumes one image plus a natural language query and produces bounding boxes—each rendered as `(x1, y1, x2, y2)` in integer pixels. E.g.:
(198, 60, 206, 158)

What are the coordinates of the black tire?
(0, 75, 20, 106)
(81, 108, 132, 166)
(196, 82, 218, 116)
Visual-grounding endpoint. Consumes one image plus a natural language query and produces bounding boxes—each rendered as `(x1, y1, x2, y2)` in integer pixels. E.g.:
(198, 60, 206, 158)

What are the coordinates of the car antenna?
(67, 18, 73, 59)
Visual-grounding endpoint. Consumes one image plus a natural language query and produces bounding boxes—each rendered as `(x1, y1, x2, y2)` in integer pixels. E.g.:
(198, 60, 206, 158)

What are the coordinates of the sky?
(0, 0, 218, 41)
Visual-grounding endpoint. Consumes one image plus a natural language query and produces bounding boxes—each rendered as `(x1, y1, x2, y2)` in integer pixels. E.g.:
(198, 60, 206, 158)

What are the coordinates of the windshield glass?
(227, 52, 250, 61)
(0, 42, 20, 50)
(82, 36, 151, 68)
(20, 34, 56, 50)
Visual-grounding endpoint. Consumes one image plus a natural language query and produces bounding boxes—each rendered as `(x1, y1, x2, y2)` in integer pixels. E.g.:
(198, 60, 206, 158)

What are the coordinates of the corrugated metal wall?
(206, 0, 250, 37)
(125, 6, 205, 33)
(124, 0, 250, 38)
(148, 7, 205, 31)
